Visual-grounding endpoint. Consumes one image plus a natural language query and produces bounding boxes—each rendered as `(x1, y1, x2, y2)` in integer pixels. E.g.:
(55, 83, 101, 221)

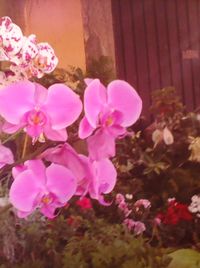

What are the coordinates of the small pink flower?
(9, 160, 77, 218)
(118, 201, 132, 217)
(123, 218, 135, 231)
(118, 201, 128, 211)
(115, 193, 125, 204)
(0, 81, 82, 142)
(134, 199, 151, 209)
(79, 79, 142, 160)
(123, 219, 146, 235)
(153, 217, 161, 226)
(76, 197, 92, 210)
(134, 221, 146, 235)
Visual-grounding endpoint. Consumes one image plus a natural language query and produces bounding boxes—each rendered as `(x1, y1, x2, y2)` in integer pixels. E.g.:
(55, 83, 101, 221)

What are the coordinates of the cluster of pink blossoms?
(0, 17, 142, 219)
(115, 193, 149, 235)
(0, 16, 58, 89)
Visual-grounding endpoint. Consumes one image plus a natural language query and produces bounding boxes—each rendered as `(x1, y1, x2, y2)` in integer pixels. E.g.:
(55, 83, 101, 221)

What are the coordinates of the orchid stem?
(22, 134, 29, 158)
(2, 130, 21, 145)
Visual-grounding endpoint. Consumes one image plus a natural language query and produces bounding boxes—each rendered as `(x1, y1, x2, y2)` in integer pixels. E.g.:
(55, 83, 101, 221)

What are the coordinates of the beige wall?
(0, 0, 86, 70)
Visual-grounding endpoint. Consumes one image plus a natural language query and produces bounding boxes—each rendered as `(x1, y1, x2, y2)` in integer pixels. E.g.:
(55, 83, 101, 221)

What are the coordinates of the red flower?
(157, 201, 193, 225)
(76, 197, 92, 210)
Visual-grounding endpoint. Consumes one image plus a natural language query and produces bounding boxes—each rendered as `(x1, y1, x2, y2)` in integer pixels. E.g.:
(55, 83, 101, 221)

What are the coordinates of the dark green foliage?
(0, 211, 172, 268)
(86, 56, 116, 86)
(63, 219, 172, 268)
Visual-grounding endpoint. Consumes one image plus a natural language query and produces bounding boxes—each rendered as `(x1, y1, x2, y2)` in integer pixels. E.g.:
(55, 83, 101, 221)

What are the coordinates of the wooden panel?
(166, 0, 184, 102)
(188, 0, 200, 108)
(154, 0, 172, 87)
(131, 0, 151, 117)
(176, 0, 194, 110)
(112, 0, 126, 79)
(112, 0, 200, 118)
(120, 0, 138, 88)
(143, 0, 161, 92)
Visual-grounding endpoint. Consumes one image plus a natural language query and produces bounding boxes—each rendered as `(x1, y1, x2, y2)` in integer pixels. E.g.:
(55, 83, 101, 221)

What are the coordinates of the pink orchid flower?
(0, 143, 14, 168)
(40, 143, 90, 196)
(41, 143, 117, 204)
(32, 42, 58, 78)
(0, 16, 58, 79)
(9, 160, 77, 218)
(0, 17, 23, 61)
(12, 37, 58, 78)
(0, 81, 82, 142)
(80, 156, 117, 205)
(11, 34, 38, 65)
(79, 79, 142, 159)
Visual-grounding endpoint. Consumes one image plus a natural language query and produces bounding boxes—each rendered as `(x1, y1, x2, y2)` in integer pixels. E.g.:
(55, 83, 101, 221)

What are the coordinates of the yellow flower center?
(42, 196, 52, 204)
(34, 56, 47, 69)
(105, 116, 113, 127)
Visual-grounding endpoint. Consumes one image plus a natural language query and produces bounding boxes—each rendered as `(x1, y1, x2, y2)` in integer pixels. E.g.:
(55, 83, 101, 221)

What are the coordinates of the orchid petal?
(40, 205, 57, 219)
(2, 121, 22, 134)
(44, 127, 68, 141)
(107, 125, 126, 137)
(17, 210, 32, 218)
(41, 143, 86, 183)
(79, 116, 94, 139)
(107, 80, 142, 127)
(12, 165, 26, 179)
(95, 159, 117, 194)
(0, 81, 35, 124)
(26, 124, 44, 138)
(9, 170, 42, 212)
(46, 164, 77, 203)
(84, 79, 107, 127)
(87, 129, 116, 160)
(34, 83, 48, 106)
(23, 160, 46, 184)
(84, 78, 94, 85)
(89, 158, 117, 201)
(45, 84, 82, 129)
(0, 144, 14, 168)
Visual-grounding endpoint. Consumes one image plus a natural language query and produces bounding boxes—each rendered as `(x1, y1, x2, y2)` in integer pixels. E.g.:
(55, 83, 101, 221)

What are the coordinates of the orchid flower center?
(105, 116, 113, 127)
(27, 110, 47, 127)
(34, 55, 47, 69)
(41, 194, 53, 205)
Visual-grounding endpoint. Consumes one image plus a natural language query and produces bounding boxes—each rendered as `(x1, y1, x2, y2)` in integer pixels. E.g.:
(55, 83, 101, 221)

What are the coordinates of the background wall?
(0, 0, 86, 70)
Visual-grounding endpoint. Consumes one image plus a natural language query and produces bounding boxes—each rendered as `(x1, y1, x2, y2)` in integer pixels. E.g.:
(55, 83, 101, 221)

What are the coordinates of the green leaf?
(167, 249, 200, 268)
